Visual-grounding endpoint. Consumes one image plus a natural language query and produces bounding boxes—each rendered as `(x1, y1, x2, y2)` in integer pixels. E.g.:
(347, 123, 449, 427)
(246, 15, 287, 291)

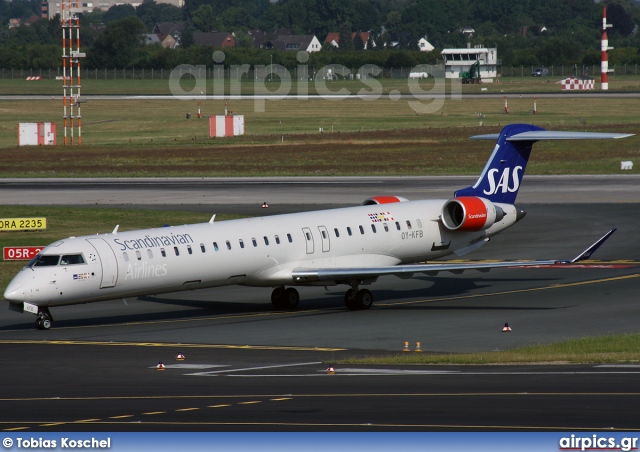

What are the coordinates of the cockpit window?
(32, 255, 61, 267)
(60, 254, 85, 265)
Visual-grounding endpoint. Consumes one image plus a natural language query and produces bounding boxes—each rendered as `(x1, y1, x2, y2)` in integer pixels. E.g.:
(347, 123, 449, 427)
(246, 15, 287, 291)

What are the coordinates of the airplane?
(3, 123, 633, 330)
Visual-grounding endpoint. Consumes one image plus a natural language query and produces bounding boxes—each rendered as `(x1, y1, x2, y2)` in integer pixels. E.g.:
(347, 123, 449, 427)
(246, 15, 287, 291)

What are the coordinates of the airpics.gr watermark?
(167, 50, 460, 114)
(559, 434, 638, 452)
(3, 437, 111, 449)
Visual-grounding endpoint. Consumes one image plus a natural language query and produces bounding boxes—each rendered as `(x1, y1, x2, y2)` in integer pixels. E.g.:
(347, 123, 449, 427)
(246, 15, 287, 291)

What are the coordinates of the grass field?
(336, 333, 640, 365)
(1, 94, 639, 176)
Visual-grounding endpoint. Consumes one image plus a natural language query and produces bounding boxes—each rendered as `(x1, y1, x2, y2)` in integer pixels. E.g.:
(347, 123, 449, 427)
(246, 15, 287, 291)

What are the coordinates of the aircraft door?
(86, 238, 119, 288)
(318, 226, 330, 252)
(302, 227, 314, 254)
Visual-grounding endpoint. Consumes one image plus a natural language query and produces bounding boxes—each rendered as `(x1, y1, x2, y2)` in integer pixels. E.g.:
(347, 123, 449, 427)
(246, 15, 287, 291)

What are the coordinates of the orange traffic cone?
(176, 353, 185, 361)
(327, 366, 335, 374)
(262, 202, 269, 208)
(502, 322, 512, 332)
(156, 361, 166, 370)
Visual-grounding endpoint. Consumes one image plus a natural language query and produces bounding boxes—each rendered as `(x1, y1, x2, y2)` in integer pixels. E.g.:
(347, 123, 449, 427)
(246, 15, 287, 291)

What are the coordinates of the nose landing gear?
(36, 308, 53, 330)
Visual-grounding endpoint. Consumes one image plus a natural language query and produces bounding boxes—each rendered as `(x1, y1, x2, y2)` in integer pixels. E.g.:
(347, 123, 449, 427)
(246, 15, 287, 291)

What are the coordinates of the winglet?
(566, 229, 616, 263)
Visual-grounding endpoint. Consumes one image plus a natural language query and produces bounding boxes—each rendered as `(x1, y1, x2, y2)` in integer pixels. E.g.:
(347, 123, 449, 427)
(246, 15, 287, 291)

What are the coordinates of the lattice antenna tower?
(61, 0, 85, 144)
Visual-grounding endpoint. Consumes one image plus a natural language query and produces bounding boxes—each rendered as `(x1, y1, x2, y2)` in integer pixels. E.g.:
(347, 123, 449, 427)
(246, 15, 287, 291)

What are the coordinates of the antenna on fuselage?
(209, 215, 216, 223)
(112, 225, 119, 234)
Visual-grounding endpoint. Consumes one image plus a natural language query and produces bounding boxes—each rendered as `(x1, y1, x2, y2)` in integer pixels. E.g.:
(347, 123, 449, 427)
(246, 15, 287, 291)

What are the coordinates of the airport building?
(441, 45, 498, 82)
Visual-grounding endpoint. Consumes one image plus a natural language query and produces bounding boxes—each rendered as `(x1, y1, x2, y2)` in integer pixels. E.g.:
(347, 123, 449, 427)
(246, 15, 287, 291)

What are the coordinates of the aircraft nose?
(4, 279, 25, 303)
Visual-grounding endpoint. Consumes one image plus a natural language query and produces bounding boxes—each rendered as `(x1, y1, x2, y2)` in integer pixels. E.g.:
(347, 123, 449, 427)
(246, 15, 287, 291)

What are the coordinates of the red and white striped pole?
(601, 6, 613, 90)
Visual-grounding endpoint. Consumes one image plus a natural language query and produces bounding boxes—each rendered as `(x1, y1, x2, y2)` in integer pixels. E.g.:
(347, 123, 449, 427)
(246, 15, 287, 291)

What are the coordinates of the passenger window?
(287, 233, 292, 243)
(383, 223, 389, 232)
(226, 241, 231, 250)
(213, 242, 219, 252)
(60, 254, 85, 265)
(275, 235, 280, 244)
(161, 248, 166, 257)
(239, 239, 245, 249)
(147, 249, 153, 259)
(395, 221, 401, 230)
(123, 252, 129, 262)
(135, 251, 142, 261)
(406, 220, 412, 230)
(252, 238, 257, 247)
(347, 227, 352, 236)
(200, 243, 206, 253)
(334, 228, 340, 238)
(359, 225, 365, 235)
(371, 224, 376, 233)
(264, 236, 269, 246)
(187, 245, 193, 254)
(174, 246, 180, 256)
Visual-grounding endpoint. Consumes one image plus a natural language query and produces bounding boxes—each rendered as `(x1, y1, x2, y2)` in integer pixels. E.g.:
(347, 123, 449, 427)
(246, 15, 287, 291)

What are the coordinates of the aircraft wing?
(292, 229, 616, 283)
(292, 259, 555, 283)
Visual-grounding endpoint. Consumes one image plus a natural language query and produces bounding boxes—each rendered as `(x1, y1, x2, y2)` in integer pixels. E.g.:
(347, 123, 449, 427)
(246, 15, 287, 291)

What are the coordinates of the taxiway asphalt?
(1, 178, 639, 431)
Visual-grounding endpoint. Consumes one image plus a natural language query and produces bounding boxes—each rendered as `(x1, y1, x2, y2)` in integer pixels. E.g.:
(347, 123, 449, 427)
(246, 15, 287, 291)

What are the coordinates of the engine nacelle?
(362, 196, 408, 206)
(441, 196, 505, 232)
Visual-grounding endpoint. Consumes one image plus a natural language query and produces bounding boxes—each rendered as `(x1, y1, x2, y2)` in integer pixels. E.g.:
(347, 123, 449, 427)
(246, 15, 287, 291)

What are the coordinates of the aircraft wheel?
(282, 288, 299, 309)
(41, 318, 52, 330)
(354, 289, 373, 310)
(344, 288, 358, 310)
(271, 287, 286, 308)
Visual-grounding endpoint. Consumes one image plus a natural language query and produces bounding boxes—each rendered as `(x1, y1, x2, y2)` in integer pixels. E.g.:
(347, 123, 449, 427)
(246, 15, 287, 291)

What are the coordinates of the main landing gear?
(271, 286, 300, 310)
(343, 287, 373, 310)
(270, 286, 374, 311)
(36, 307, 53, 330)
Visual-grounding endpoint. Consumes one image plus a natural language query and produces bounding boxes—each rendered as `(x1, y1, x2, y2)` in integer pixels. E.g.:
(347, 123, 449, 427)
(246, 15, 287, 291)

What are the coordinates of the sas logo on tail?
(483, 166, 523, 195)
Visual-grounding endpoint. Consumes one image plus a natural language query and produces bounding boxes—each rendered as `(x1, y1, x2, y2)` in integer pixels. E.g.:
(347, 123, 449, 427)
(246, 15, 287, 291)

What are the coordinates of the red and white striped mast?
(601, 6, 613, 91)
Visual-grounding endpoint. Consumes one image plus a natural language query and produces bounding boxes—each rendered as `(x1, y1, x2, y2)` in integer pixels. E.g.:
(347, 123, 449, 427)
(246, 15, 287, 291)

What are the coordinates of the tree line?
(1, 0, 640, 70)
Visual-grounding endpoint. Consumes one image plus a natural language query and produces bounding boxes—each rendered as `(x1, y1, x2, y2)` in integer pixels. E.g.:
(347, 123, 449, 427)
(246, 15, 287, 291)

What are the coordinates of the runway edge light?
(502, 322, 512, 332)
(415, 342, 422, 352)
(403, 341, 410, 352)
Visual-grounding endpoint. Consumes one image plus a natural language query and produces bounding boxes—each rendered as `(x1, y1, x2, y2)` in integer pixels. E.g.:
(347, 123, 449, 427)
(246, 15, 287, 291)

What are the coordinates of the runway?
(1, 177, 639, 431)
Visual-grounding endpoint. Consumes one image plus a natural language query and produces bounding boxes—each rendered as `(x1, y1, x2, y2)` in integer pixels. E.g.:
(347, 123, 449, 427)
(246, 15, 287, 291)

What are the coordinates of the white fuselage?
(4, 199, 518, 308)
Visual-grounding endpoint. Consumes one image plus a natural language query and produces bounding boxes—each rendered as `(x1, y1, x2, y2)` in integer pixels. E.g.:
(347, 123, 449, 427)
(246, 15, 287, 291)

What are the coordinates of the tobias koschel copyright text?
(3, 437, 111, 449)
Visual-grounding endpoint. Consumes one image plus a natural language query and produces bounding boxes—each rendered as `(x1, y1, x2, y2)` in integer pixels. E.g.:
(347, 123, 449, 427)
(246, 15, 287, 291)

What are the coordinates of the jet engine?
(362, 196, 408, 206)
(441, 196, 505, 232)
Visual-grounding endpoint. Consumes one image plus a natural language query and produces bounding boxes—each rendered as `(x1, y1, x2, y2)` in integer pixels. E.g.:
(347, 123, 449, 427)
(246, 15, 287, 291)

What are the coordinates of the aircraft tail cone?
(156, 361, 166, 370)
(327, 366, 335, 374)
(403, 341, 410, 352)
(176, 353, 185, 361)
(502, 322, 512, 332)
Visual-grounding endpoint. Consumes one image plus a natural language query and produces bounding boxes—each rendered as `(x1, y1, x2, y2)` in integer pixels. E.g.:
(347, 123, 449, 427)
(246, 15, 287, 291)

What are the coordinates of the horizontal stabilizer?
(471, 131, 634, 141)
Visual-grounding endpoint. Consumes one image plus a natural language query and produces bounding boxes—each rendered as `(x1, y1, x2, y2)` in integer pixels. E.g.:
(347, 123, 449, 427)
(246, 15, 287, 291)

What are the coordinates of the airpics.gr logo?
(483, 166, 523, 196)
